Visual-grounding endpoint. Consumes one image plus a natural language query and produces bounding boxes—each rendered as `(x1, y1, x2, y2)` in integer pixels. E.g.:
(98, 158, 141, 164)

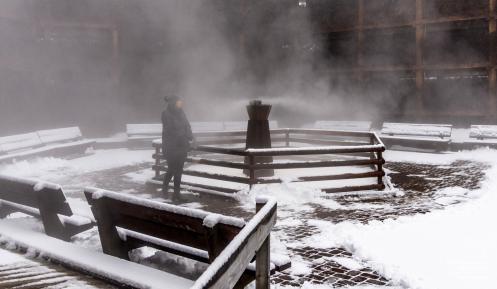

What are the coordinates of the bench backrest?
(36, 127, 83, 145)
(223, 121, 246, 131)
(84, 188, 245, 261)
(126, 124, 162, 137)
(314, 121, 372, 132)
(381, 122, 452, 138)
(0, 174, 73, 216)
(191, 122, 225, 132)
(0, 132, 43, 153)
(469, 125, 497, 140)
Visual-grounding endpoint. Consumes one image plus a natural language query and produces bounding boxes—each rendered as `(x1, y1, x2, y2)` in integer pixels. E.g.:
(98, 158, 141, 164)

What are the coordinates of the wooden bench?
(126, 123, 163, 149)
(469, 125, 497, 140)
(0, 132, 43, 154)
(0, 174, 94, 241)
(36, 127, 84, 145)
(126, 124, 162, 139)
(191, 122, 225, 132)
(380, 122, 452, 151)
(314, 121, 372, 132)
(0, 128, 95, 162)
(85, 188, 288, 288)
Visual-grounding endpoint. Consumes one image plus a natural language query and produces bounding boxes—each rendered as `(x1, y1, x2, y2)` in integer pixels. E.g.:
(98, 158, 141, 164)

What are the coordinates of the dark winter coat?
(161, 105, 193, 157)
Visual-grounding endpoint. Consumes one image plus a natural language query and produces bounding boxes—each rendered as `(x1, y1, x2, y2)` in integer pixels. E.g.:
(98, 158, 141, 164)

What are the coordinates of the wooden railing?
(152, 129, 386, 194)
(192, 197, 277, 289)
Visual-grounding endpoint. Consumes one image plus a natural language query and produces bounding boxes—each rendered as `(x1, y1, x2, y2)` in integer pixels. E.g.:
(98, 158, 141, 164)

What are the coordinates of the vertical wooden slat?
(356, 0, 364, 69)
(416, 0, 425, 116)
(91, 199, 129, 260)
(489, 0, 497, 117)
(249, 155, 256, 188)
(155, 146, 161, 178)
(255, 202, 270, 289)
(377, 151, 383, 187)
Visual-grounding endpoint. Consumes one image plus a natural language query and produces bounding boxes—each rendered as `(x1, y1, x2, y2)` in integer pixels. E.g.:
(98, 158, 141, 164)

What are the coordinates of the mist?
(0, 0, 492, 135)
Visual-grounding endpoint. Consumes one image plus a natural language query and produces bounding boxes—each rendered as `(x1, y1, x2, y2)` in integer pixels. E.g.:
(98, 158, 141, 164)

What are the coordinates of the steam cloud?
(0, 0, 489, 135)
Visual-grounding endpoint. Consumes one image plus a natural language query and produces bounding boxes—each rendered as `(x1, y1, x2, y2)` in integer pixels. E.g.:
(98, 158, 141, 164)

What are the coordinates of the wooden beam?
(490, 0, 497, 116)
(416, 0, 425, 116)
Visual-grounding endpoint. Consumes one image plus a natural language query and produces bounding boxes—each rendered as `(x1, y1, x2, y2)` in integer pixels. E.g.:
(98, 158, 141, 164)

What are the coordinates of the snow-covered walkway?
(0, 248, 116, 288)
(0, 148, 495, 289)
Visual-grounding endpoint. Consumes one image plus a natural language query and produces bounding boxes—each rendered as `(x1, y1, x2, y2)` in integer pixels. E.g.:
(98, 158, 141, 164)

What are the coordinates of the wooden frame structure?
(321, 0, 497, 120)
(152, 129, 386, 195)
(0, 174, 94, 241)
(85, 188, 279, 289)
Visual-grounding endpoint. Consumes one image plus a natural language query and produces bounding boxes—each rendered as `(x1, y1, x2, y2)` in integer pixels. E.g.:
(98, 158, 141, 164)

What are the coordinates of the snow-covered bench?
(469, 125, 497, 140)
(36, 127, 84, 145)
(85, 188, 288, 288)
(0, 132, 43, 155)
(191, 121, 225, 132)
(0, 127, 95, 162)
(126, 123, 163, 149)
(0, 174, 94, 241)
(380, 122, 453, 151)
(313, 121, 372, 132)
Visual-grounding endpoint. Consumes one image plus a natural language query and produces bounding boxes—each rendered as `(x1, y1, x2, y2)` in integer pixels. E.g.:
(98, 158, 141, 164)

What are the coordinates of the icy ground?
(0, 148, 496, 289)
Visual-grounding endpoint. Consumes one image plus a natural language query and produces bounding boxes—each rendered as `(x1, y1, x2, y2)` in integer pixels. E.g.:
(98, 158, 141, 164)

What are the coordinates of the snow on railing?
(152, 129, 386, 194)
(191, 197, 277, 289)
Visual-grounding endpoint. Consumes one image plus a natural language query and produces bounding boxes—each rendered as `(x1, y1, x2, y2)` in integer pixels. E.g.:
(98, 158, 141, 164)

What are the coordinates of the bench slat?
(0, 133, 43, 153)
(314, 121, 372, 132)
(126, 124, 162, 136)
(470, 125, 497, 140)
(381, 123, 452, 138)
(36, 127, 82, 145)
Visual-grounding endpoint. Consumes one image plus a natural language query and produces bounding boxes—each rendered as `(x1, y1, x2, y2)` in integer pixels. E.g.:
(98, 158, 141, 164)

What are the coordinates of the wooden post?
(155, 146, 161, 178)
(205, 224, 223, 263)
(285, 129, 290, 147)
(377, 151, 383, 187)
(489, 0, 497, 117)
(249, 155, 256, 188)
(92, 200, 129, 260)
(356, 0, 365, 81)
(37, 188, 69, 241)
(415, 0, 425, 117)
(255, 201, 270, 289)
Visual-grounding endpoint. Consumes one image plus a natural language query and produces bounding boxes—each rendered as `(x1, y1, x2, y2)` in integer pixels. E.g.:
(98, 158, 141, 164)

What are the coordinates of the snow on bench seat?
(222, 121, 246, 131)
(381, 123, 452, 139)
(469, 125, 497, 140)
(379, 123, 453, 151)
(126, 124, 162, 139)
(0, 139, 95, 163)
(0, 219, 194, 289)
(36, 127, 83, 145)
(314, 121, 372, 132)
(0, 132, 43, 154)
(191, 122, 225, 132)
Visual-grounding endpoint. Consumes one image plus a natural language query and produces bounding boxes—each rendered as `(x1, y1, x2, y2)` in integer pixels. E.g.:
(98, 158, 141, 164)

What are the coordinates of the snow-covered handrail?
(191, 197, 277, 289)
(152, 128, 386, 194)
(245, 144, 384, 156)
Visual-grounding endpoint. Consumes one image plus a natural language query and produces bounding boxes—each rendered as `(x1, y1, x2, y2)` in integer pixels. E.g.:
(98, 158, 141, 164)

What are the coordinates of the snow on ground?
(298, 149, 497, 289)
(1, 146, 496, 289)
(0, 149, 153, 182)
(0, 247, 26, 265)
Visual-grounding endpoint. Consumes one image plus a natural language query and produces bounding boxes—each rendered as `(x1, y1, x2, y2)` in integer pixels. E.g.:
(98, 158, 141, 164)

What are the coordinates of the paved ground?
(0, 249, 115, 289)
(0, 154, 488, 288)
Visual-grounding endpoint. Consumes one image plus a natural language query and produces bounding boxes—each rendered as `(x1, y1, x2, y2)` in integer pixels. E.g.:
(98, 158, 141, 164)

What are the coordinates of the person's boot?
(172, 177, 182, 202)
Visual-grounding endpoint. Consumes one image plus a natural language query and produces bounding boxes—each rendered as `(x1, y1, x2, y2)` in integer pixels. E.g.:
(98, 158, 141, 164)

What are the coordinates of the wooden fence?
(152, 129, 386, 194)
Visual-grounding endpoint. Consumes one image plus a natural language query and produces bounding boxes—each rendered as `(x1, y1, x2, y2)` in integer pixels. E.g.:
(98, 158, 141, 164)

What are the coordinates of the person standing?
(161, 95, 193, 200)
